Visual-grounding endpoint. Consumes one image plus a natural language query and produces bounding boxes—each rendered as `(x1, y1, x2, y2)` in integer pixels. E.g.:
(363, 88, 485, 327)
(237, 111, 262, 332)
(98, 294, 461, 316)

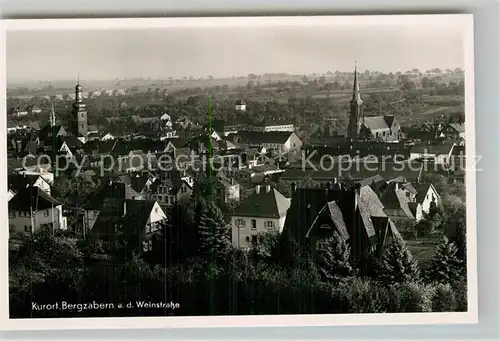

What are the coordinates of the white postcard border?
(0, 14, 477, 331)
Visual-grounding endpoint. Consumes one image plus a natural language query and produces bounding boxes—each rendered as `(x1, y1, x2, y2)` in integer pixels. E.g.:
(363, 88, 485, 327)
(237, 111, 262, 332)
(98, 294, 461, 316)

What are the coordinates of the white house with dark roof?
(409, 142, 456, 164)
(231, 184, 291, 249)
(360, 115, 401, 142)
(234, 131, 302, 153)
(234, 99, 246, 111)
(412, 183, 441, 214)
(8, 187, 67, 237)
(251, 119, 295, 133)
(89, 199, 167, 254)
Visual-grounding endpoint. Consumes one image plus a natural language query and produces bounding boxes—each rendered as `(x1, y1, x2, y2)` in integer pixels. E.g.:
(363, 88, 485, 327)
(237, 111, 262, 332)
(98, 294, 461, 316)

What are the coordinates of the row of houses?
(229, 173, 440, 259)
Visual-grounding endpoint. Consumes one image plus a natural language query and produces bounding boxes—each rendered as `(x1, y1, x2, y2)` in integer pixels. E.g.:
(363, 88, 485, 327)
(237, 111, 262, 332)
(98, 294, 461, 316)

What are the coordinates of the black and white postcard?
(0, 15, 477, 330)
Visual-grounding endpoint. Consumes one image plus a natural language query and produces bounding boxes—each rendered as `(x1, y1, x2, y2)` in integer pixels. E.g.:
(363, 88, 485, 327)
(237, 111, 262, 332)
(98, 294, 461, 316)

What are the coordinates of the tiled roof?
(326, 201, 349, 239)
(85, 181, 140, 210)
(449, 123, 465, 133)
(91, 199, 162, 238)
(358, 174, 385, 187)
(358, 185, 387, 239)
(410, 142, 455, 155)
(119, 174, 150, 193)
(402, 182, 418, 194)
(9, 186, 60, 211)
(282, 161, 423, 184)
(8, 174, 46, 192)
(380, 188, 415, 219)
(233, 186, 290, 219)
(362, 116, 390, 131)
(412, 183, 440, 204)
(235, 131, 295, 145)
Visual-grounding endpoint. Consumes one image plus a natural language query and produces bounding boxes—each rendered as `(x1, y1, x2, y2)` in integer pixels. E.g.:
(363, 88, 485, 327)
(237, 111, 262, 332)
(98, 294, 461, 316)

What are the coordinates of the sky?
(6, 17, 466, 83)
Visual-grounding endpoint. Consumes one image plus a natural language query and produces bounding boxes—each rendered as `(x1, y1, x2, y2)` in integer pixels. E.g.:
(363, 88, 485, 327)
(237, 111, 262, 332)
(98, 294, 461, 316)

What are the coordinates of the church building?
(346, 64, 402, 143)
(72, 78, 88, 143)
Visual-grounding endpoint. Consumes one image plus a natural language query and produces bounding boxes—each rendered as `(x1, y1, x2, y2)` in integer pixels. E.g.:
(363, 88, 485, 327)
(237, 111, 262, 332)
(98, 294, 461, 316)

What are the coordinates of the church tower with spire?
(72, 76, 88, 143)
(50, 101, 56, 127)
(347, 63, 363, 143)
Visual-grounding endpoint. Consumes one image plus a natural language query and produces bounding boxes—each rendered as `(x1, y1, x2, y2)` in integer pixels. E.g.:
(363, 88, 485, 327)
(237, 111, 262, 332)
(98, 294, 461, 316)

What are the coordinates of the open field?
(406, 236, 440, 270)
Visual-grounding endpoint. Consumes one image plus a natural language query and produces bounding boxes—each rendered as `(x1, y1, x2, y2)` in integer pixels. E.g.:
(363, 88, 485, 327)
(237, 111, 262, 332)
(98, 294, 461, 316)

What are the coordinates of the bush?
(395, 282, 434, 312)
(338, 278, 389, 314)
(431, 283, 457, 312)
(452, 278, 468, 312)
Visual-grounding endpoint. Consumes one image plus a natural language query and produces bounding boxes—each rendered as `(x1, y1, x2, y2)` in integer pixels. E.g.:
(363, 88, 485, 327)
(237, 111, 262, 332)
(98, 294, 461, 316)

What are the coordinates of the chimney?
(256, 185, 261, 194)
(265, 184, 271, 193)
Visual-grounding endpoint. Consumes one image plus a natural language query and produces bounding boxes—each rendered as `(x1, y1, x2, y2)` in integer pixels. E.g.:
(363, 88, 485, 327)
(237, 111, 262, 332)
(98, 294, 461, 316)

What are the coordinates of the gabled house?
(82, 181, 143, 233)
(8, 189, 16, 201)
(230, 131, 302, 154)
(148, 175, 193, 208)
(118, 173, 154, 195)
(360, 115, 402, 142)
(283, 185, 403, 264)
(379, 183, 423, 223)
(8, 187, 67, 237)
(8, 173, 51, 196)
(231, 184, 291, 249)
(412, 183, 441, 214)
(89, 199, 167, 254)
(101, 133, 115, 141)
(444, 123, 466, 139)
(251, 119, 295, 132)
(409, 142, 456, 164)
(39, 125, 67, 142)
(215, 175, 240, 204)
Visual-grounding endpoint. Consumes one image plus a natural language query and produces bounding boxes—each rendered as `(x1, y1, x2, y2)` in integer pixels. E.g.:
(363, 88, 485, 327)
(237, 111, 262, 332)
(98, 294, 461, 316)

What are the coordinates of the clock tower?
(72, 78, 88, 143)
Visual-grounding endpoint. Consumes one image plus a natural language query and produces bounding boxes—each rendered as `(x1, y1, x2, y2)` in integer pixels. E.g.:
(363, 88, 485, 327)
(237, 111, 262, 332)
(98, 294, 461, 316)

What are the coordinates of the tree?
(379, 240, 420, 284)
(426, 236, 463, 284)
(317, 232, 354, 283)
(197, 202, 231, 262)
(10, 227, 85, 302)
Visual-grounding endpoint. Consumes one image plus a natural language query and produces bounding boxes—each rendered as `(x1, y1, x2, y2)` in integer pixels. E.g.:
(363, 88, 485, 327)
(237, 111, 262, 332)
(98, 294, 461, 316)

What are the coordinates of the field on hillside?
(406, 236, 440, 270)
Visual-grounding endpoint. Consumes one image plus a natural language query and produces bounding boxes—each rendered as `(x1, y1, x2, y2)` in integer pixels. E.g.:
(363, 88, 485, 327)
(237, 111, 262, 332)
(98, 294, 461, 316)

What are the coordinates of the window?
(251, 219, 257, 230)
(382, 131, 386, 137)
(11, 211, 16, 218)
(320, 224, 331, 230)
(43, 210, 49, 217)
(316, 240, 328, 251)
(143, 240, 153, 252)
(245, 236, 250, 243)
(251, 235, 258, 245)
(264, 221, 274, 228)
(24, 225, 30, 232)
(235, 218, 245, 227)
(146, 224, 151, 234)
(9, 225, 15, 232)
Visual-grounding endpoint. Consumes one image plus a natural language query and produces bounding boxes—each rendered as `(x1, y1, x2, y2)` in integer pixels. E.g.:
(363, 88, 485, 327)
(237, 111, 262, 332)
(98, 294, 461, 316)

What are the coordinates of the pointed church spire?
(50, 101, 56, 127)
(351, 62, 363, 105)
